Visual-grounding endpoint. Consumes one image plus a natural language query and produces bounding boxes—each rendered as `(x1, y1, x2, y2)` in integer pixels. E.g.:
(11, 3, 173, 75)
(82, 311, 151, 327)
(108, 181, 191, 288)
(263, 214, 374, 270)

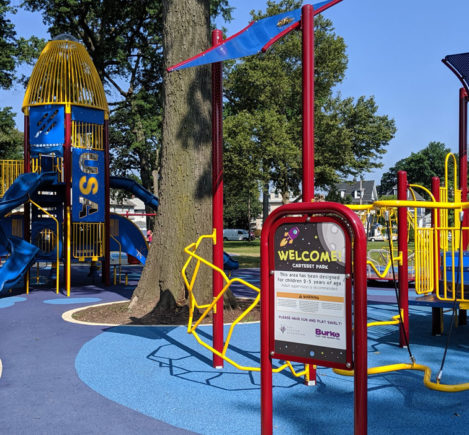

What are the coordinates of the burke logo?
(315, 328, 340, 338)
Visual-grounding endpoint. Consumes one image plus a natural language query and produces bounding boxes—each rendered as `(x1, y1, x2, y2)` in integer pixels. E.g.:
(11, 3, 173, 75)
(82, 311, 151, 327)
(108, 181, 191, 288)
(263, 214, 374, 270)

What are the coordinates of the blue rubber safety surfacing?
(43, 297, 101, 305)
(76, 305, 469, 434)
(0, 296, 26, 308)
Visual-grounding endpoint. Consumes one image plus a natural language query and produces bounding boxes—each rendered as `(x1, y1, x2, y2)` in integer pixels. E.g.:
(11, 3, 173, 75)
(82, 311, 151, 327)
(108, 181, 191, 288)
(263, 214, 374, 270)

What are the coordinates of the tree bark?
(130, 0, 212, 313)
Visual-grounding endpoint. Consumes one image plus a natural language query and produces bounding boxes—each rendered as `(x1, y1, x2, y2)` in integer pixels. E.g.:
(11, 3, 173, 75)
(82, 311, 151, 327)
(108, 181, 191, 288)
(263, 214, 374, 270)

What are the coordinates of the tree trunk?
(130, 0, 212, 314)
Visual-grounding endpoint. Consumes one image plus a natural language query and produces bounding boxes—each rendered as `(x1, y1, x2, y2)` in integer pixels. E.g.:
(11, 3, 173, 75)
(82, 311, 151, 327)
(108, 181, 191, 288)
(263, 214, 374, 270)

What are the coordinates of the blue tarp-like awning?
(168, 1, 341, 71)
(443, 52, 469, 93)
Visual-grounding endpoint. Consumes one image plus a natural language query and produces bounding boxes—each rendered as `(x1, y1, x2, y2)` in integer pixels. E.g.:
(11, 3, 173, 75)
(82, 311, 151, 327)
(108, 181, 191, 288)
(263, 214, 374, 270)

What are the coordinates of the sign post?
(261, 202, 368, 435)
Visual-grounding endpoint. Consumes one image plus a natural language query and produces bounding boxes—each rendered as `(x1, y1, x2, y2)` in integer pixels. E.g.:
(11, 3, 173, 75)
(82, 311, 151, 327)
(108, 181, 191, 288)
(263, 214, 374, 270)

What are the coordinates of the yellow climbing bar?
(334, 362, 469, 392)
(181, 231, 310, 378)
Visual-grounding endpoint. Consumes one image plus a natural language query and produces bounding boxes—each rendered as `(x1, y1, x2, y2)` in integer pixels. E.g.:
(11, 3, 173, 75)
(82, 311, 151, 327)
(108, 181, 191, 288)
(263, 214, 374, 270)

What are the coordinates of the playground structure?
(1, 2, 469, 434)
(0, 35, 159, 295)
(174, 1, 469, 434)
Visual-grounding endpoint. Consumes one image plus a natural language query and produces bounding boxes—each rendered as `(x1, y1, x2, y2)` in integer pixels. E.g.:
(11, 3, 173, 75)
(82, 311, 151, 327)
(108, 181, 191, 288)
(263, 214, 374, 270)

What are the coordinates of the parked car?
(223, 229, 250, 241)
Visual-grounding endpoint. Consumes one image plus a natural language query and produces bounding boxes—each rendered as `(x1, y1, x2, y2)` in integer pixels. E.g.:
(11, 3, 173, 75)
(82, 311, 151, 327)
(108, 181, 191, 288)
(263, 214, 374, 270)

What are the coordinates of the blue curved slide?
(109, 176, 236, 270)
(223, 252, 239, 271)
(109, 176, 159, 211)
(0, 172, 56, 292)
(110, 213, 148, 265)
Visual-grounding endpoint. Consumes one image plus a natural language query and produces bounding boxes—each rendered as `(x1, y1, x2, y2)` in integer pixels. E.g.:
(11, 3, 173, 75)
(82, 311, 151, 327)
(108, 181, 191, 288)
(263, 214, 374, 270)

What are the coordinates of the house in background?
(254, 190, 300, 230)
(110, 196, 148, 236)
(335, 180, 378, 204)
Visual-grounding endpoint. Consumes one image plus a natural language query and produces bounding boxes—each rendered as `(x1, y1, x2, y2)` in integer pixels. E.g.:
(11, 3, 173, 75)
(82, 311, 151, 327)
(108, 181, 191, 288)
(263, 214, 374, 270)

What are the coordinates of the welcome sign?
(271, 218, 352, 368)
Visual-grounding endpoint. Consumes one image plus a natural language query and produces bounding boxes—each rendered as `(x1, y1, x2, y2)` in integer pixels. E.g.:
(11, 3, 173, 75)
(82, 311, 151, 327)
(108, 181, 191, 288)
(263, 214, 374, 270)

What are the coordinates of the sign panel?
(72, 148, 105, 222)
(271, 219, 352, 367)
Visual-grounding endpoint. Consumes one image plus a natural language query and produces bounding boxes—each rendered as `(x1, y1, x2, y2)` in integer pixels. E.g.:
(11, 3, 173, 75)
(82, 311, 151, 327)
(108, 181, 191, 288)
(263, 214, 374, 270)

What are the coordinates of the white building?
(110, 196, 148, 236)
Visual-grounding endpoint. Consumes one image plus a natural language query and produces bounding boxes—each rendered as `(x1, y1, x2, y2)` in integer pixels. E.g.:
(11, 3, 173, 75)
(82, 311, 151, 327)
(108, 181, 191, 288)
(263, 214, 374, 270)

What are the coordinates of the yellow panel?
(0, 160, 24, 197)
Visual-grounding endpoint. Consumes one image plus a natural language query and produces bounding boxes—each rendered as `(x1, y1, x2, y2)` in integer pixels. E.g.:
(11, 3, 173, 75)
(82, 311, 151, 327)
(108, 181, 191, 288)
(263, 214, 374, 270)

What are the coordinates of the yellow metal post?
(66, 206, 71, 296)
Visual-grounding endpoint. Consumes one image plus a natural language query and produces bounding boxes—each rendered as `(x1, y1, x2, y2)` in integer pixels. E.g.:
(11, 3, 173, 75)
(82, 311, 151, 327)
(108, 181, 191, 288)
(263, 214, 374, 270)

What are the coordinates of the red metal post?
(212, 29, 224, 368)
(23, 114, 30, 174)
(302, 4, 315, 202)
(432, 177, 441, 288)
(103, 117, 111, 285)
(260, 221, 272, 434)
(397, 171, 409, 346)
(260, 202, 367, 434)
(431, 177, 444, 335)
(459, 88, 468, 249)
(23, 113, 31, 288)
(353, 209, 368, 435)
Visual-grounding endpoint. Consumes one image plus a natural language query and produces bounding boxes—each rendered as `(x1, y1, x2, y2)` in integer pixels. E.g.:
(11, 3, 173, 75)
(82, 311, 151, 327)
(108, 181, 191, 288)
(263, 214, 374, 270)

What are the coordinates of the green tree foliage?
(23, 0, 232, 194)
(223, 0, 396, 219)
(0, 0, 16, 89)
(223, 111, 262, 228)
(378, 141, 451, 195)
(0, 1, 43, 158)
(0, 107, 22, 159)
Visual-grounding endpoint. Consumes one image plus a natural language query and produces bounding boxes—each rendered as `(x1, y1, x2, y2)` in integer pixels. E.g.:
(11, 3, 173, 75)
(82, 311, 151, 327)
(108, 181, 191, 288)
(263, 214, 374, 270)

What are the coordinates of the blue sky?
(217, 0, 469, 184)
(4, 0, 469, 185)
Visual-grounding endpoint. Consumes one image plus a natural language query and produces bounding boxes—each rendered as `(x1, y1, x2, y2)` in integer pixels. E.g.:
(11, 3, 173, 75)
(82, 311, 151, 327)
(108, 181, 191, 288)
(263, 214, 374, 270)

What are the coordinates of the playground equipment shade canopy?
(443, 52, 469, 93)
(168, 1, 338, 71)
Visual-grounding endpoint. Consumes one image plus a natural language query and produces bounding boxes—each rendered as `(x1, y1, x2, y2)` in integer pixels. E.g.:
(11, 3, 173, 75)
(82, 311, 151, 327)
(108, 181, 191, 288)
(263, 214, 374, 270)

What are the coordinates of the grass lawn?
(224, 240, 260, 268)
(224, 238, 412, 269)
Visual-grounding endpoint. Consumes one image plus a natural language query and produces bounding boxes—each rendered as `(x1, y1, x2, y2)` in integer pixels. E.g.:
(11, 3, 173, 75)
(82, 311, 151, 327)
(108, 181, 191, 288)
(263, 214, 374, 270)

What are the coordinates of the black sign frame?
(268, 214, 353, 369)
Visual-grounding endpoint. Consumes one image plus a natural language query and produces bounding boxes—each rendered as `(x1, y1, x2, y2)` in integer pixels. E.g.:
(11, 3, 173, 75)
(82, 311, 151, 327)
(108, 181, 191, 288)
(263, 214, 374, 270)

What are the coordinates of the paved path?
(0, 268, 194, 435)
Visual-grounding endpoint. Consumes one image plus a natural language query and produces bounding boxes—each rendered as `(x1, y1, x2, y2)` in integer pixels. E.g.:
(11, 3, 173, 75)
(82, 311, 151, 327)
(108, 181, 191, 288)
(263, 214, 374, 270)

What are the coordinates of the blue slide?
(0, 172, 56, 292)
(109, 176, 235, 270)
(110, 213, 148, 264)
(223, 252, 239, 271)
(109, 176, 159, 211)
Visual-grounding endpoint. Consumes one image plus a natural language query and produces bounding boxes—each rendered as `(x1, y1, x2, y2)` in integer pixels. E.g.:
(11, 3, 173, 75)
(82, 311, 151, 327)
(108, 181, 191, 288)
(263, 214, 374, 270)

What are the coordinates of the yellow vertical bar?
(66, 207, 71, 296)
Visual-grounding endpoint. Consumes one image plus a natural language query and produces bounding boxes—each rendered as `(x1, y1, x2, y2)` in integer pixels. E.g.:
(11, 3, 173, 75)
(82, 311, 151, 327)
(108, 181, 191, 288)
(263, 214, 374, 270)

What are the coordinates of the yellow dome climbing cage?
(22, 36, 109, 113)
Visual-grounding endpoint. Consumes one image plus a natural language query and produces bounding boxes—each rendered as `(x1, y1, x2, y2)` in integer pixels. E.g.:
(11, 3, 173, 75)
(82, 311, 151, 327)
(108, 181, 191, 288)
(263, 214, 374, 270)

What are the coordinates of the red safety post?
(260, 202, 368, 435)
(103, 117, 111, 286)
(431, 177, 443, 335)
(432, 177, 441, 287)
(397, 171, 409, 346)
(23, 112, 31, 291)
(302, 4, 315, 203)
(459, 88, 469, 249)
(301, 1, 317, 386)
(457, 90, 468, 325)
(212, 29, 224, 368)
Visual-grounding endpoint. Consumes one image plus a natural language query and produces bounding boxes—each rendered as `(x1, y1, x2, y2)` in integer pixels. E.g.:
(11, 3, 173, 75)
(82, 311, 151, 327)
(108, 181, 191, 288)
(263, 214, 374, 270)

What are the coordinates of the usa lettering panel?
(271, 218, 352, 368)
(72, 148, 105, 222)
